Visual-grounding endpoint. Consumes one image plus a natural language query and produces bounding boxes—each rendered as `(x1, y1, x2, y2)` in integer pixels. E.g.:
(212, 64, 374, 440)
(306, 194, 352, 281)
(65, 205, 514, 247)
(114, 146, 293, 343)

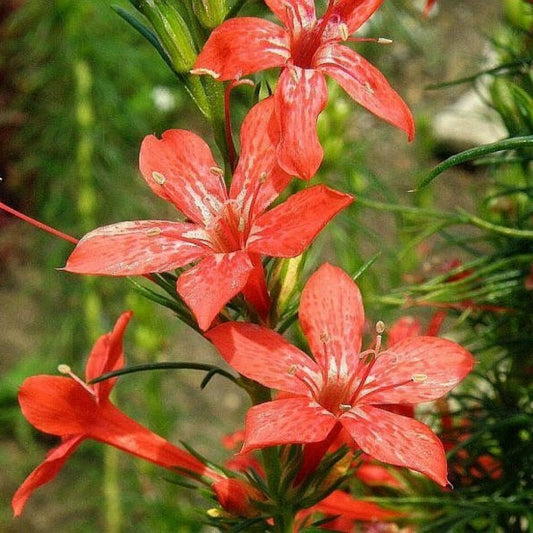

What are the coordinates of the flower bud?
(490, 78, 533, 136)
(193, 0, 227, 29)
(269, 255, 304, 317)
(132, 0, 197, 72)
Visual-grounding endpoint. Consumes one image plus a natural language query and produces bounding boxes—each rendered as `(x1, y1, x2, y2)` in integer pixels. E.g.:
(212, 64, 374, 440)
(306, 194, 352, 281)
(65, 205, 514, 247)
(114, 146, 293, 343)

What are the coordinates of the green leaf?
(415, 135, 533, 189)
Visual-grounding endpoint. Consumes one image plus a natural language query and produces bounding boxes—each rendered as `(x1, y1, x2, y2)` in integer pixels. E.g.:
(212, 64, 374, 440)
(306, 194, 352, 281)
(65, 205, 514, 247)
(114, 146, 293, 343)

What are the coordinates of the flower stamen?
(58, 364, 97, 399)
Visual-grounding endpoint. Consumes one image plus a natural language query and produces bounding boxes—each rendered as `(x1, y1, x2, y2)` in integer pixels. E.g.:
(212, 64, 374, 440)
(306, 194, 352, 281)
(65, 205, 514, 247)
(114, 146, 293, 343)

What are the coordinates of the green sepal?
(130, 0, 197, 72)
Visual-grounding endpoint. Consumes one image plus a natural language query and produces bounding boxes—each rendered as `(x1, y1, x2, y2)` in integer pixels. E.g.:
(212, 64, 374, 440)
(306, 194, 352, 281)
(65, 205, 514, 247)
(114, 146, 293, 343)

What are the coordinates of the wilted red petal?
(247, 185, 352, 257)
(274, 66, 328, 179)
(85, 311, 133, 399)
(313, 489, 401, 521)
(342, 405, 448, 486)
(230, 98, 291, 216)
(331, 0, 384, 34)
(139, 130, 225, 225)
(177, 252, 253, 330)
(299, 263, 365, 374)
(360, 336, 475, 405)
(207, 322, 319, 395)
(265, 0, 317, 31)
(316, 43, 415, 141)
(242, 398, 336, 453)
(64, 220, 208, 276)
(193, 18, 289, 80)
(12, 436, 84, 517)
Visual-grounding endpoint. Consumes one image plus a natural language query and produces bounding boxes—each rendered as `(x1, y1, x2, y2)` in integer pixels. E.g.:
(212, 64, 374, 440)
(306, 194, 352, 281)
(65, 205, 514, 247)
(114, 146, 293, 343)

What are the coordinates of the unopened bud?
(193, 0, 227, 29)
(132, 0, 197, 72)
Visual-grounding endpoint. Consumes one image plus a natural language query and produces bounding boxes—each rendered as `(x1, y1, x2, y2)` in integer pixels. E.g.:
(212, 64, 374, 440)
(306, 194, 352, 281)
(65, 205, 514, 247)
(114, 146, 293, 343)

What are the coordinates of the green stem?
(75, 59, 121, 533)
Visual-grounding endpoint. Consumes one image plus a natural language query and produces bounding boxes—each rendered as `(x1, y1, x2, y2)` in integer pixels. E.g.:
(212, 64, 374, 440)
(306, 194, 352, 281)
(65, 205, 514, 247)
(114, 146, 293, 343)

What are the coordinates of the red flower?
(207, 263, 474, 486)
(12, 312, 225, 516)
(298, 489, 402, 531)
(64, 99, 352, 330)
(193, 0, 414, 179)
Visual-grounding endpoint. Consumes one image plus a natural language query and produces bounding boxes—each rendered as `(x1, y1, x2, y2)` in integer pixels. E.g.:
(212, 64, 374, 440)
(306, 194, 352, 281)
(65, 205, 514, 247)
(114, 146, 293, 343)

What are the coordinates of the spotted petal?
(341, 405, 448, 485)
(193, 17, 289, 80)
(265, 0, 317, 32)
(139, 130, 226, 226)
(331, 0, 384, 34)
(299, 263, 365, 376)
(247, 185, 352, 257)
(316, 43, 415, 141)
(177, 251, 254, 330)
(274, 66, 328, 179)
(206, 322, 320, 395)
(359, 336, 475, 405)
(230, 97, 291, 217)
(64, 220, 209, 276)
(242, 397, 336, 453)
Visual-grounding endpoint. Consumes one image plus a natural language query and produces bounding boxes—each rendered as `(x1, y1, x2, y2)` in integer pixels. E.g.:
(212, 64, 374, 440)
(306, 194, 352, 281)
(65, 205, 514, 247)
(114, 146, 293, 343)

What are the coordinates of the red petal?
(64, 220, 208, 276)
(242, 398, 336, 453)
(12, 436, 84, 516)
(88, 401, 223, 482)
(313, 489, 401, 521)
(274, 66, 328, 179)
(248, 185, 352, 257)
(387, 316, 422, 346)
(266, 0, 317, 32)
(298, 263, 365, 376)
(85, 311, 133, 399)
(177, 252, 253, 330)
(207, 322, 320, 395)
(361, 336, 475, 405)
(241, 254, 271, 320)
(341, 405, 448, 486)
(230, 98, 291, 217)
(19, 376, 98, 435)
(139, 130, 226, 225)
(193, 18, 289, 80)
(316, 44, 415, 141)
(331, 0, 384, 34)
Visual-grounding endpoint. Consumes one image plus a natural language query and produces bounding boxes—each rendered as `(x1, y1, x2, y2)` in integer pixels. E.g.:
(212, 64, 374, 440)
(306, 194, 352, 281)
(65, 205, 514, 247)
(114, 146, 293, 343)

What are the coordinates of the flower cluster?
(10, 0, 476, 530)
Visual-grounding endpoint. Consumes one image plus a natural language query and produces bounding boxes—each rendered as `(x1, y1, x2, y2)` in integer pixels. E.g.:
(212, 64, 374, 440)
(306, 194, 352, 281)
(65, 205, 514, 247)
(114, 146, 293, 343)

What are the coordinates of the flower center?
(287, 0, 337, 69)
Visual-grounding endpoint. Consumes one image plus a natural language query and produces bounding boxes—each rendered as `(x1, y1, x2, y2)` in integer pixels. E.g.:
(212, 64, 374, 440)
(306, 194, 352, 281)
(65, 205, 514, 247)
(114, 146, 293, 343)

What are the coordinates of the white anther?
(190, 68, 220, 79)
(412, 373, 428, 382)
(210, 166, 224, 176)
(375, 320, 385, 334)
(338, 23, 349, 41)
(152, 171, 166, 185)
(145, 227, 162, 236)
(58, 364, 72, 375)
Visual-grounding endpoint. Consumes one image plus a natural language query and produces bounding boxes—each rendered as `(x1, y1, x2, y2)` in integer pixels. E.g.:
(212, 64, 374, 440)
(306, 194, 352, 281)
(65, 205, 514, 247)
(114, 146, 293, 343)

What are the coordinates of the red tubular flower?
(207, 263, 475, 486)
(297, 489, 402, 530)
(193, 0, 414, 179)
(12, 312, 225, 517)
(64, 99, 352, 330)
